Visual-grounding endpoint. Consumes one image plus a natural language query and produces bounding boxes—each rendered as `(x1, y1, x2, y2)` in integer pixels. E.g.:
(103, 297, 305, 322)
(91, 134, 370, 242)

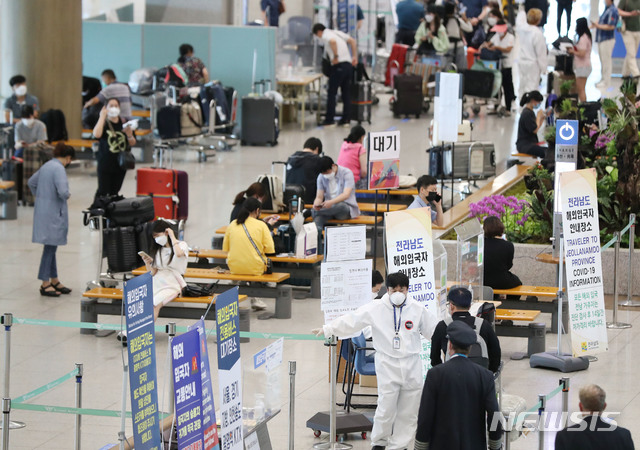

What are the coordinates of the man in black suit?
(430, 287, 502, 373)
(555, 384, 635, 449)
(415, 321, 503, 450)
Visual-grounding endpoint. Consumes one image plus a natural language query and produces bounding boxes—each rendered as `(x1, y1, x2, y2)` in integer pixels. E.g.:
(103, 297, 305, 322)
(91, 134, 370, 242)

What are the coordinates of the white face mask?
(323, 171, 335, 180)
(14, 85, 27, 96)
(154, 235, 168, 247)
(372, 291, 379, 300)
(107, 106, 120, 118)
(21, 118, 34, 127)
(425, 14, 434, 23)
(389, 291, 407, 306)
(487, 17, 498, 26)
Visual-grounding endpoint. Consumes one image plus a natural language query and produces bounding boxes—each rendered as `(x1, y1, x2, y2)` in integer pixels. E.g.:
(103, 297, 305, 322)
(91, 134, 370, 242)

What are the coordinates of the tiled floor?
(1, 22, 639, 449)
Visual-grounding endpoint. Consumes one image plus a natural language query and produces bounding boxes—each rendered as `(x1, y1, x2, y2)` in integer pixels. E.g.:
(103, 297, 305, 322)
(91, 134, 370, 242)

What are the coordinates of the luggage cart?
(461, 58, 506, 118)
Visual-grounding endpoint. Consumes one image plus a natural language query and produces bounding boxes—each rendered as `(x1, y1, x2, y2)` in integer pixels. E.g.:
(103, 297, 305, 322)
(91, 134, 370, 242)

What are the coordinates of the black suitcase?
(106, 196, 155, 227)
(2, 160, 23, 202)
(103, 226, 139, 273)
(461, 70, 494, 98)
(351, 80, 372, 124)
(241, 97, 279, 146)
(392, 73, 423, 118)
(284, 184, 306, 214)
(427, 146, 445, 177)
(157, 105, 181, 139)
(579, 101, 601, 126)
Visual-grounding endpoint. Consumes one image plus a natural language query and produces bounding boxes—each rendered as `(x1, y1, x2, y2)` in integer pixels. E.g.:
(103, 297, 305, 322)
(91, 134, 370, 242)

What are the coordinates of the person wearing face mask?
(14, 105, 47, 159)
(429, 287, 501, 372)
(408, 175, 444, 227)
(516, 90, 549, 158)
(313, 272, 438, 450)
(28, 143, 75, 297)
(312, 156, 360, 236)
(337, 125, 368, 189)
(83, 69, 132, 120)
(415, 12, 450, 56)
(516, 8, 547, 99)
(483, 216, 522, 293)
(482, 19, 516, 114)
(4, 75, 39, 124)
(139, 220, 189, 322)
(92, 98, 136, 201)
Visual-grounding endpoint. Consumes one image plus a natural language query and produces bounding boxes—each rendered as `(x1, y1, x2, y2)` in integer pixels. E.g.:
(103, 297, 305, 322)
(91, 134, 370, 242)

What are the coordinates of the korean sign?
(560, 169, 609, 356)
(124, 272, 161, 450)
(368, 130, 400, 190)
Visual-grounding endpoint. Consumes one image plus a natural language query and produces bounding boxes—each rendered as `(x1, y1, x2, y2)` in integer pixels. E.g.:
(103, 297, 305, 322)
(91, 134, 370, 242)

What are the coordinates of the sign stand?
(530, 232, 590, 372)
(307, 336, 369, 449)
(606, 232, 631, 329)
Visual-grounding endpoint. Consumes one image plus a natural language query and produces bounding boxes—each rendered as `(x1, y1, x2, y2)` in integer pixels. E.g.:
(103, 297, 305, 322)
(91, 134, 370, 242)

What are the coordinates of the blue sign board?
(172, 329, 204, 450)
(124, 272, 161, 450)
(188, 320, 220, 450)
(216, 288, 243, 450)
(556, 120, 579, 146)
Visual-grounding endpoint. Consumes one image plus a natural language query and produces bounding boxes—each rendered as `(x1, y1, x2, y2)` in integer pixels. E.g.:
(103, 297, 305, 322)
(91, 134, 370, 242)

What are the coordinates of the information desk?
(276, 73, 322, 131)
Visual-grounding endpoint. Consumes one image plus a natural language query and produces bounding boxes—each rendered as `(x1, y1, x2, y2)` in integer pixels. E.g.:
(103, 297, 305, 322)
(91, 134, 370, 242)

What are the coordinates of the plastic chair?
(343, 333, 377, 410)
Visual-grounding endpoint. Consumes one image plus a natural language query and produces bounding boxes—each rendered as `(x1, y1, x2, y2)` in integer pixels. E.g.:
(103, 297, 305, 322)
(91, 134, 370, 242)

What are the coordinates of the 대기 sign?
(560, 169, 609, 356)
(368, 130, 401, 190)
(124, 272, 161, 450)
(216, 288, 243, 450)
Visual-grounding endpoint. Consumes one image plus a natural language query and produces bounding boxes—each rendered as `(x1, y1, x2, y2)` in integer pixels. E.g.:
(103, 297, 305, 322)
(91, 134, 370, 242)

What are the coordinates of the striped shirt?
(596, 4, 618, 42)
(97, 82, 132, 120)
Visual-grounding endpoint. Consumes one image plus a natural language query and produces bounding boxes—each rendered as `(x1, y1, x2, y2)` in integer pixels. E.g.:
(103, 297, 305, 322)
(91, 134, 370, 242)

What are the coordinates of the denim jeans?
(326, 62, 353, 123)
(38, 245, 58, 281)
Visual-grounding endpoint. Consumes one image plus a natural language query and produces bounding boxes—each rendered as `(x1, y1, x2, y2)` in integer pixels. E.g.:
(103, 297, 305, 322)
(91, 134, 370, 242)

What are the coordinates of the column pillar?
(0, 0, 82, 138)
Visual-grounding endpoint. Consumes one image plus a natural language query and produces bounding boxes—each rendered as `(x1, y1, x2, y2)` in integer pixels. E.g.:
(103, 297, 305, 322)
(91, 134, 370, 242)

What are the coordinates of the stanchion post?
(1, 313, 24, 431)
(2, 398, 9, 450)
(167, 322, 177, 415)
(621, 214, 638, 307)
(537, 394, 546, 450)
(504, 430, 510, 450)
(75, 363, 83, 450)
(329, 336, 337, 446)
(118, 363, 128, 450)
(561, 377, 569, 430)
(288, 361, 296, 450)
(607, 232, 631, 329)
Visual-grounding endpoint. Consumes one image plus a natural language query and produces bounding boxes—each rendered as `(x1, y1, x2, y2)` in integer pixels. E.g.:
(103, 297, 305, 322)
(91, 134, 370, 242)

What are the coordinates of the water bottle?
(291, 195, 298, 215)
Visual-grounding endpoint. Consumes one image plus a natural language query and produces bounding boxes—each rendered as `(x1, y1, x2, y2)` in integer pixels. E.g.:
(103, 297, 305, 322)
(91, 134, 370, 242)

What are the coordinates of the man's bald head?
(579, 384, 606, 413)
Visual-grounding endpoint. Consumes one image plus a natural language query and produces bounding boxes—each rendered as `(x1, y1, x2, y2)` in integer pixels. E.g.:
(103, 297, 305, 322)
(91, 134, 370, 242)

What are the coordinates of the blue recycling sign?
(556, 120, 579, 146)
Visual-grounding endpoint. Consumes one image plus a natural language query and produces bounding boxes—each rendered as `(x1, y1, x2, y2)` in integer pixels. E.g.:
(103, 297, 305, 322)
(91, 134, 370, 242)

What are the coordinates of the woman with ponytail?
(337, 124, 368, 189)
(515, 90, 548, 158)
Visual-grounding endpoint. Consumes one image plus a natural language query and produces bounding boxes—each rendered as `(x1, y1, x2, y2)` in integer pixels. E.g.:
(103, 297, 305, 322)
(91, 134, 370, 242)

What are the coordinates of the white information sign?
(434, 72, 463, 143)
(244, 432, 260, 450)
(560, 169, 609, 357)
(368, 130, 400, 161)
(324, 225, 367, 262)
(321, 259, 373, 324)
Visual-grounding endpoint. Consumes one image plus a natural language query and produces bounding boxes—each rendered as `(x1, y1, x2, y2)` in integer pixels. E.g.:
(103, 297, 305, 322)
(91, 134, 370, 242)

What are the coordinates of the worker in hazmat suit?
(516, 7, 548, 99)
(313, 272, 438, 450)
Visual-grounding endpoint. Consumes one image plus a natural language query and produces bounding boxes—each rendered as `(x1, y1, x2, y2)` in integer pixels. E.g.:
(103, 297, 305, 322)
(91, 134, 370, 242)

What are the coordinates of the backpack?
(155, 64, 186, 90)
(444, 316, 490, 368)
(180, 101, 203, 136)
(256, 174, 285, 212)
(40, 109, 68, 142)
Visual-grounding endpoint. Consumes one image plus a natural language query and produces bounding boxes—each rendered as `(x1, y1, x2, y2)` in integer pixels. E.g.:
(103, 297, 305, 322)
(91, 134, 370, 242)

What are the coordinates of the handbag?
(278, 0, 285, 14)
(106, 118, 135, 170)
(322, 56, 332, 77)
(242, 223, 273, 274)
(181, 283, 214, 298)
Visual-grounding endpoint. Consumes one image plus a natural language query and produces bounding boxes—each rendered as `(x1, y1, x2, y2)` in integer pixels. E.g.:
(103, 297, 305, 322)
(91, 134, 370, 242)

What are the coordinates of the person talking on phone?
(223, 198, 276, 311)
(139, 220, 189, 323)
(516, 90, 549, 158)
(92, 97, 136, 202)
(408, 175, 444, 227)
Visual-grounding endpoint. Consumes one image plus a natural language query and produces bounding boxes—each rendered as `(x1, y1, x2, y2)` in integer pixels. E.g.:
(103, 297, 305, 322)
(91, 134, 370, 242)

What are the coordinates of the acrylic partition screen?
(454, 218, 484, 296)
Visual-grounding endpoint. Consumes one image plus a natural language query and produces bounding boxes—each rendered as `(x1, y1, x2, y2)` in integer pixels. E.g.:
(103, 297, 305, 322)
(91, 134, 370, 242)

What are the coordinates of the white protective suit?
(323, 293, 438, 449)
(516, 9, 548, 99)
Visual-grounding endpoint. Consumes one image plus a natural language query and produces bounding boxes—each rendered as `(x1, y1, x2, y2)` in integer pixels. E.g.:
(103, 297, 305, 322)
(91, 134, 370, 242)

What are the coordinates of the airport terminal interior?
(0, 0, 640, 448)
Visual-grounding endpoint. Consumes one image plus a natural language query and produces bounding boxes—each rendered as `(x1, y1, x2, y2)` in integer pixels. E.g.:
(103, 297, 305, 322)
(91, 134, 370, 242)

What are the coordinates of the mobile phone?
(138, 251, 151, 260)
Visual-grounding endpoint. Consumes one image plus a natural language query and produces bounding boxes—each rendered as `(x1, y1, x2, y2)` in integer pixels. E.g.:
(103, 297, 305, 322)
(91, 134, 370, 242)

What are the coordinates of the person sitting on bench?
(229, 182, 278, 228)
(483, 216, 522, 294)
(139, 220, 189, 321)
(312, 156, 360, 234)
(408, 175, 444, 227)
(516, 90, 549, 158)
(286, 137, 323, 204)
(223, 197, 276, 311)
(4, 74, 39, 124)
(14, 105, 47, 159)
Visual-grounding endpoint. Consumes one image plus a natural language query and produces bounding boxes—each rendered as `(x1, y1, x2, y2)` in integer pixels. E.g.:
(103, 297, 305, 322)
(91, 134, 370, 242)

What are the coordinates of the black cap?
(446, 321, 477, 347)
(447, 287, 472, 308)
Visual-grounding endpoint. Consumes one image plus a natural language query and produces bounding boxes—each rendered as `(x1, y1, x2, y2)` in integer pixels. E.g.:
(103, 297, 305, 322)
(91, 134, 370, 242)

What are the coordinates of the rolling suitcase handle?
(272, 160, 288, 186)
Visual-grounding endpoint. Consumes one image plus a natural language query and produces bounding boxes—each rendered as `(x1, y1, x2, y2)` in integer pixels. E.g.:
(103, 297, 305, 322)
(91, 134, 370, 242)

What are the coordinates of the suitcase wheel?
(472, 105, 481, 115)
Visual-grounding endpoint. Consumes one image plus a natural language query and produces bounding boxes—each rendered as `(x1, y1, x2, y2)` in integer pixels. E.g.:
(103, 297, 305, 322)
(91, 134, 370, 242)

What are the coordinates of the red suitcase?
(136, 168, 188, 221)
(385, 44, 409, 86)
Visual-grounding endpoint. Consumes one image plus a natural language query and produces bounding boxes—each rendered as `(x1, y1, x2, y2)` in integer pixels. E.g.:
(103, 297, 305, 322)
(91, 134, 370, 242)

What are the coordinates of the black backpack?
(40, 109, 68, 143)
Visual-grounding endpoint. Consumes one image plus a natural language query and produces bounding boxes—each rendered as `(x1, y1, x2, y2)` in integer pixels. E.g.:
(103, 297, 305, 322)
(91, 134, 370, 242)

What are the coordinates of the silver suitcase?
(443, 141, 496, 179)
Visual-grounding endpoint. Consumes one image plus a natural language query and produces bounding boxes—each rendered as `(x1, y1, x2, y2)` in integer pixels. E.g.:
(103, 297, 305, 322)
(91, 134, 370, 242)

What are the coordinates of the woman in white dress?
(140, 220, 189, 321)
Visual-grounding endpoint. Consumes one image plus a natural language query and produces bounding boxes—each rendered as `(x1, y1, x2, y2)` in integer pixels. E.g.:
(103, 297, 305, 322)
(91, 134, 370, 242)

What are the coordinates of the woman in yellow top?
(223, 197, 275, 277)
(415, 12, 450, 56)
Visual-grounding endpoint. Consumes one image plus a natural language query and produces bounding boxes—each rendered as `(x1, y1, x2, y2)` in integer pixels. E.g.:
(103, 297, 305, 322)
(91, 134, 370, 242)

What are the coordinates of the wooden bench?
(493, 285, 567, 334)
(511, 152, 540, 160)
(131, 267, 294, 319)
(356, 188, 418, 196)
(80, 287, 249, 336)
(0, 181, 15, 190)
(495, 309, 541, 321)
(436, 164, 532, 234)
(132, 110, 151, 118)
(190, 249, 323, 297)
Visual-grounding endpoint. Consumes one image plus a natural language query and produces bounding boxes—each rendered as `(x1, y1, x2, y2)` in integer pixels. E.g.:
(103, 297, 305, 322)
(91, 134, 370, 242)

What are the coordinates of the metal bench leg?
(80, 299, 97, 335)
(239, 307, 251, 343)
(275, 285, 293, 319)
(311, 266, 321, 299)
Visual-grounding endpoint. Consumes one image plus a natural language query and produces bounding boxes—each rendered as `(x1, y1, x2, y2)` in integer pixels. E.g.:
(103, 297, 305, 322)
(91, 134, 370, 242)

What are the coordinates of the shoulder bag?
(106, 118, 135, 170)
(242, 223, 273, 274)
